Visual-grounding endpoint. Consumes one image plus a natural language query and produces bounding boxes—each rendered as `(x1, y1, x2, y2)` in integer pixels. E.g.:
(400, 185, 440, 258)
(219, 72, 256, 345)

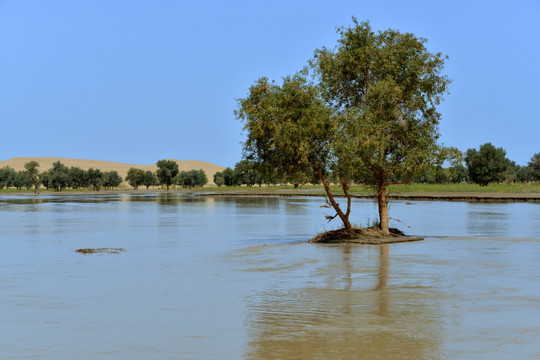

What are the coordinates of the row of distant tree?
(213, 159, 316, 188)
(213, 160, 264, 187)
(214, 146, 540, 188)
(414, 144, 539, 186)
(0, 159, 208, 192)
(125, 166, 208, 190)
(1, 145, 538, 192)
(0, 160, 123, 192)
(418, 143, 539, 186)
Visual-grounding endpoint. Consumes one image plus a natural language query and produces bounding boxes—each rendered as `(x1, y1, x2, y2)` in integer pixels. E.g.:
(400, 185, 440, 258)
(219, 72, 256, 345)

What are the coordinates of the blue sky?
(1, 0, 538, 167)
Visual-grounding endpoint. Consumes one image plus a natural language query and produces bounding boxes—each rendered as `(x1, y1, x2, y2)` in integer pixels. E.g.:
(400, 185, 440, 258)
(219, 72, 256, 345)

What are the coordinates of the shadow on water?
(244, 245, 443, 360)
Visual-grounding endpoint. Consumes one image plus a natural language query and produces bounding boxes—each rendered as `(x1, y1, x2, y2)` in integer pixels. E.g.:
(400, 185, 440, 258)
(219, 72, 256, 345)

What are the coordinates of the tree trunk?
(318, 170, 352, 230)
(341, 179, 352, 221)
(377, 182, 390, 235)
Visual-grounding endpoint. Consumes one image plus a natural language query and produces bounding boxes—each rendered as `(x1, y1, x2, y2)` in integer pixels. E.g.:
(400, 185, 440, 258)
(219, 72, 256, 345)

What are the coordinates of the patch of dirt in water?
(309, 226, 423, 245)
(75, 248, 126, 254)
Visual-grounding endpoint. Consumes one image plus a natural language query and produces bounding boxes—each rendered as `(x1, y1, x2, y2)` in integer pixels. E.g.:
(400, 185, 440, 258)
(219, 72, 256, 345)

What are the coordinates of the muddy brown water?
(0, 194, 539, 359)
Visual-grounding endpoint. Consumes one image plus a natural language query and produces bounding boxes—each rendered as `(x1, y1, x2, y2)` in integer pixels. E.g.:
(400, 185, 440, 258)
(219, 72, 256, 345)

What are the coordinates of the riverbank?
(200, 182, 540, 202)
(2, 185, 539, 202)
(196, 189, 540, 202)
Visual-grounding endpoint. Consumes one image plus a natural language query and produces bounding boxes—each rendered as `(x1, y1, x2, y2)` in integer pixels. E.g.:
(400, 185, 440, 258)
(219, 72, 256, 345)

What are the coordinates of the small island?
(309, 226, 423, 245)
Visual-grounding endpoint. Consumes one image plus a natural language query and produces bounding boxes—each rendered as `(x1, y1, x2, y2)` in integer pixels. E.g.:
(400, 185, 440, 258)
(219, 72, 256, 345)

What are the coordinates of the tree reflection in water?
(245, 244, 442, 360)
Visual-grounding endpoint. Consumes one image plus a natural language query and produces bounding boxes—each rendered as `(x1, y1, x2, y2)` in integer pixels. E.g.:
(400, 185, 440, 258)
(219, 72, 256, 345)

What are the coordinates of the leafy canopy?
(312, 18, 450, 188)
(465, 143, 509, 186)
(144, 171, 157, 189)
(0, 166, 16, 189)
(156, 160, 179, 190)
(49, 161, 70, 191)
(236, 73, 334, 182)
(528, 153, 540, 181)
(126, 168, 146, 190)
(237, 19, 450, 232)
(24, 161, 40, 192)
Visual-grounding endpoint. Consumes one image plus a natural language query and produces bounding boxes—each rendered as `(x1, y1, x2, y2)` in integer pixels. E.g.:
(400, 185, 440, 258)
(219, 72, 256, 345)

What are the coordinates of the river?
(1, 193, 539, 359)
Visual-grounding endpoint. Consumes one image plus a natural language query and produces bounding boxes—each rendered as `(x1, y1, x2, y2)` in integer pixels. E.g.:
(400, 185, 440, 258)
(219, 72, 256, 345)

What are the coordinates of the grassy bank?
(202, 182, 540, 195)
(386, 182, 540, 193)
(2, 182, 539, 197)
(196, 182, 540, 202)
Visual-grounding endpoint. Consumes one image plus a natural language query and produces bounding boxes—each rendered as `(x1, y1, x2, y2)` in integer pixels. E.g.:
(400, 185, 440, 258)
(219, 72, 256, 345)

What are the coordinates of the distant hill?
(0, 157, 226, 186)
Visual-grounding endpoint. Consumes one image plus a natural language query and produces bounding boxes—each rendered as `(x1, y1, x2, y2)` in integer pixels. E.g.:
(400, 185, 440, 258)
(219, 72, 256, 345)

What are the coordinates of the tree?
(412, 147, 463, 184)
(156, 160, 179, 191)
(143, 171, 157, 189)
(175, 169, 208, 188)
(49, 161, 70, 191)
(174, 171, 188, 188)
(125, 168, 145, 190)
(234, 160, 261, 187)
(102, 171, 122, 189)
(310, 19, 450, 234)
(448, 164, 468, 183)
(213, 171, 225, 187)
(68, 167, 88, 189)
(222, 167, 238, 187)
(186, 170, 199, 188)
(0, 166, 16, 189)
(503, 160, 518, 184)
(85, 168, 103, 191)
(195, 169, 208, 187)
(24, 161, 40, 193)
(39, 170, 51, 189)
(237, 74, 333, 192)
(414, 165, 449, 184)
(465, 143, 509, 186)
(528, 153, 540, 181)
(515, 165, 533, 183)
(237, 73, 344, 222)
(238, 19, 449, 234)
(13, 170, 31, 190)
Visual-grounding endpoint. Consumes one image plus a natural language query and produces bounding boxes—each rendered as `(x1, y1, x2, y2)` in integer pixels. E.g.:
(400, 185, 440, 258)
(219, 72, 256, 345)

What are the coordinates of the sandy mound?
(309, 226, 423, 244)
(0, 157, 225, 186)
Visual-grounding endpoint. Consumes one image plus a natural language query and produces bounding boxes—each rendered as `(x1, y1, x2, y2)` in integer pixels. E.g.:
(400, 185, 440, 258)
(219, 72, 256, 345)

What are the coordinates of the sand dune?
(0, 157, 225, 186)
